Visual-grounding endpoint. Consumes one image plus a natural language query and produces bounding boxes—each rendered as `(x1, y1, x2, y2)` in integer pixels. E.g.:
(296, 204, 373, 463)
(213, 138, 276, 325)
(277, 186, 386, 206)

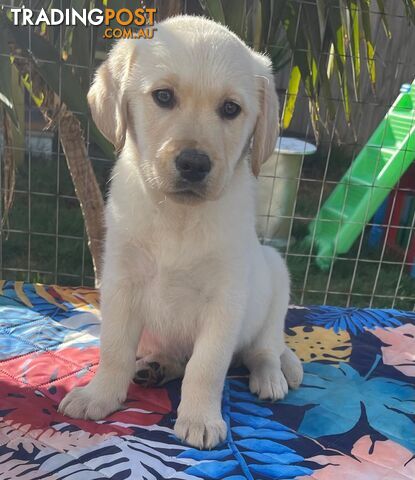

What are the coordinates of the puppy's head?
(88, 16, 279, 203)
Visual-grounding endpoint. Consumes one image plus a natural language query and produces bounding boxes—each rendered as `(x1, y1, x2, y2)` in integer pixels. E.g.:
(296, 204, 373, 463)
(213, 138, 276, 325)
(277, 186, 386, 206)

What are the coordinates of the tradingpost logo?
(9, 5, 157, 39)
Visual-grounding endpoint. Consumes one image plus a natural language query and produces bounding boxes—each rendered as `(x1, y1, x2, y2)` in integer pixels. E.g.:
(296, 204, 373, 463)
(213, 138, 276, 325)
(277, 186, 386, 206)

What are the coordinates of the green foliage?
(199, 0, 415, 137)
(1, 0, 414, 144)
(0, 25, 19, 128)
(0, 0, 117, 159)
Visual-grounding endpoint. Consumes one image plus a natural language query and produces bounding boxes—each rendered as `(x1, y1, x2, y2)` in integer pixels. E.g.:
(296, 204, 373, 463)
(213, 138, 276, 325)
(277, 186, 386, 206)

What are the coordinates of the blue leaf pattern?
(0, 281, 414, 479)
(180, 380, 313, 479)
(186, 460, 240, 478)
(305, 306, 411, 333)
(281, 357, 415, 452)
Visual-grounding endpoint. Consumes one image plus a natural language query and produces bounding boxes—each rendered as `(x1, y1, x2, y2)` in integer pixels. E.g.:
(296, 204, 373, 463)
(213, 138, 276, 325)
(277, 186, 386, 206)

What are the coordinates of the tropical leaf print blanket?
(0, 281, 414, 479)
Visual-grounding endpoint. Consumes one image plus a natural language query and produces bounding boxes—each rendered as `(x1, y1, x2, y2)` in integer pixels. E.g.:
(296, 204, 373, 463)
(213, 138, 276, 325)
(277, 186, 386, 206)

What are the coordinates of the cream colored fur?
(59, 15, 303, 449)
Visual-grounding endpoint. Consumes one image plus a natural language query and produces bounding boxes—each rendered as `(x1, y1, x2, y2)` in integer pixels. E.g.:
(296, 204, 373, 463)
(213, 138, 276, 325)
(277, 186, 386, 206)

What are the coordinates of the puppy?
(59, 15, 303, 449)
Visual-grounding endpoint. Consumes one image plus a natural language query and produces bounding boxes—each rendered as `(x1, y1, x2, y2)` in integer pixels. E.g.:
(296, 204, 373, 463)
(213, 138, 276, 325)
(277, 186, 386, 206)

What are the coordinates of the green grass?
(2, 146, 112, 287)
(286, 241, 415, 310)
(2, 143, 414, 308)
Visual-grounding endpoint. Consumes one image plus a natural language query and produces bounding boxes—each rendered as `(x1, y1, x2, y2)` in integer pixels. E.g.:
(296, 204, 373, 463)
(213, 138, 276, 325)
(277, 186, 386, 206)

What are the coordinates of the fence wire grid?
(0, 0, 414, 310)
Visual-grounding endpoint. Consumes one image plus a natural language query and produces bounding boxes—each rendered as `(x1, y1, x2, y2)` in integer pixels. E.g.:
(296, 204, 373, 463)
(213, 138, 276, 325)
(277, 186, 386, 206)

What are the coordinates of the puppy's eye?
(152, 89, 175, 108)
(220, 100, 241, 119)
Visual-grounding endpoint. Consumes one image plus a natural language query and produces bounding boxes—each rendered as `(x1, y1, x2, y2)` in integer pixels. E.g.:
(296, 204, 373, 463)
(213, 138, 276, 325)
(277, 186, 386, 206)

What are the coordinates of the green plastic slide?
(308, 80, 415, 270)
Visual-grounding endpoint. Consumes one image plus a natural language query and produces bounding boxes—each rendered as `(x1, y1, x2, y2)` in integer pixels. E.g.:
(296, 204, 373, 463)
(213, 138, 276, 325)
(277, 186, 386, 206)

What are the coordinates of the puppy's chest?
(141, 256, 219, 338)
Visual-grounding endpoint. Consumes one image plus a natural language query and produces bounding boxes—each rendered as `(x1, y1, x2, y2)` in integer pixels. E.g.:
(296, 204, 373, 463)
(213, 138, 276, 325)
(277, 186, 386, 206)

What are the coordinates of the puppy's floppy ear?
(87, 40, 137, 152)
(251, 55, 280, 177)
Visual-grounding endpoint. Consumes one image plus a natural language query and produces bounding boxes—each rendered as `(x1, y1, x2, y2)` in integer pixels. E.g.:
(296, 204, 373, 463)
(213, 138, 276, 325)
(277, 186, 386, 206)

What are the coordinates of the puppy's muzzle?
(175, 149, 211, 183)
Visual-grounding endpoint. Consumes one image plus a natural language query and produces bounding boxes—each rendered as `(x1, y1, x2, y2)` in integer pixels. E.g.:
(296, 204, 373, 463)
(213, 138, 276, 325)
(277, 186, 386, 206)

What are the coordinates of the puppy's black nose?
(175, 149, 211, 183)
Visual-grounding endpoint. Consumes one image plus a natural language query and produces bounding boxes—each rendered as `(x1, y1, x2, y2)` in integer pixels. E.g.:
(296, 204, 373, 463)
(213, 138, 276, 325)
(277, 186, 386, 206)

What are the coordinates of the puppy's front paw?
(249, 365, 288, 401)
(58, 384, 122, 420)
(174, 412, 227, 449)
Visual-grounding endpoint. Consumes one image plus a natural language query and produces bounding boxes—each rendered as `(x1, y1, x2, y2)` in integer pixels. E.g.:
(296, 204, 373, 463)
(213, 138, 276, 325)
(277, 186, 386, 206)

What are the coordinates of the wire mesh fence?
(0, 0, 414, 309)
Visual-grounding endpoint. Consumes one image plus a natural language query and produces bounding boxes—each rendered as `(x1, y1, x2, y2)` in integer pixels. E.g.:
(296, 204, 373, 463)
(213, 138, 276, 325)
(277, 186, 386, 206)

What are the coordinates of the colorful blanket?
(0, 281, 414, 480)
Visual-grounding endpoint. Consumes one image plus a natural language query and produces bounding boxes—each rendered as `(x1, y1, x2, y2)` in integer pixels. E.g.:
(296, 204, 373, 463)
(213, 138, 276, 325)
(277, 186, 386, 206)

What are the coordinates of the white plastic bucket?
(256, 137, 316, 246)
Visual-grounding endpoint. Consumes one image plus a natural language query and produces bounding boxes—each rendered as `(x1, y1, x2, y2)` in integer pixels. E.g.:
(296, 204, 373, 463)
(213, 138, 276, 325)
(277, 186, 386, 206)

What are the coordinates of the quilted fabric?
(0, 281, 414, 479)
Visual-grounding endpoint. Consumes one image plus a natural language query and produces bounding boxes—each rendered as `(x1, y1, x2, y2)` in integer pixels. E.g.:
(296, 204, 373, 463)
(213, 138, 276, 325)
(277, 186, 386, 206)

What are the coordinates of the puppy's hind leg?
(281, 346, 303, 390)
(243, 247, 302, 401)
(134, 354, 185, 387)
(244, 347, 288, 401)
(245, 343, 303, 400)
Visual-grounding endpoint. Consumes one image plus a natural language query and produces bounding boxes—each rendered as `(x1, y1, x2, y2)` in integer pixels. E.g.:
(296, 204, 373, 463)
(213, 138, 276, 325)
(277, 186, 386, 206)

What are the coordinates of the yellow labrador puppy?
(59, 15, 303, 449)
